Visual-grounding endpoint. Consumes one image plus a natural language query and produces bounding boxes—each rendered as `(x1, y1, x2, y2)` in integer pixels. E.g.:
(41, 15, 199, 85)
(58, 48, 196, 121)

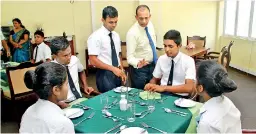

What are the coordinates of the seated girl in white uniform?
(196, 60, 242, 133)
(19, 62, 74, 133)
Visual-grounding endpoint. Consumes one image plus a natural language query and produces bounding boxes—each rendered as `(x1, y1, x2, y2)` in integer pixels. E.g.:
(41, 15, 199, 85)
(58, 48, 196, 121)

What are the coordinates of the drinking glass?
(100, 95, 109, 113)
(147, 91, 155, 110)
(127, 100, 136, 122)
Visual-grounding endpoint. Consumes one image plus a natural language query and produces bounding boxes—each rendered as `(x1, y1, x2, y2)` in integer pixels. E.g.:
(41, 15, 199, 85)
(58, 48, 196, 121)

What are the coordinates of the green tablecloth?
(70, 89, 202, 133)
(0, 62, 20, 91)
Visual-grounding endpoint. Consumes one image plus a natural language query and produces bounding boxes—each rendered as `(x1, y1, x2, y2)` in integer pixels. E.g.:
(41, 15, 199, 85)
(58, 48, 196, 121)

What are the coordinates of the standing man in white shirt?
(50, 37, 95, 108)
(196, 60, 241, 133)
(88, 6, 126, 93)
(144, 30, 196, 97)
(126, 5, 157, 89)
(31, 30, 51, 63)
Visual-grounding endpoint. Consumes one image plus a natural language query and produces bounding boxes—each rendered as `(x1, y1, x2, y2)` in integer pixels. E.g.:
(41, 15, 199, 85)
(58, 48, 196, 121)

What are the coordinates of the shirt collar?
(38, 99, 64, 115)
(101, 25, 111, 36)
(136, 21, 148, 31)
(168, 52, 181, 64)
(200, 95, 225, 114)
(37, 42, 45, 47)
(53, 59, 72, 67)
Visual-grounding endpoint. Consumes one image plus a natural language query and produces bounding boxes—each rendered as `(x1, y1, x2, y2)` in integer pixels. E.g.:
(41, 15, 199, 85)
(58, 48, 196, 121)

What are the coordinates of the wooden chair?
(121, 42, 129, 71)
(207, 41, 234, 59)
(207, 41, 234, 71)
(187, 36, 206, 59)
(2, 61, 42, 122)
(187, 36, 206, 48)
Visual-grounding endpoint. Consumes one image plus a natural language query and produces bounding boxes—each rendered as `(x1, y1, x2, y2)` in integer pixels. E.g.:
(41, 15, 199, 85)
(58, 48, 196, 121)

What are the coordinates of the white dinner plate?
(63, 108, 84, 119)
(174, 98, 196, 108)
(113, 86, 132, 93)
(120, 127, 148, 134)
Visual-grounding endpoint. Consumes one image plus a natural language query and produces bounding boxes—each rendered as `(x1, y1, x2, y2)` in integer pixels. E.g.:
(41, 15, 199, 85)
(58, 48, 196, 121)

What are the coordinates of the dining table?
(68, 88, 202, 133)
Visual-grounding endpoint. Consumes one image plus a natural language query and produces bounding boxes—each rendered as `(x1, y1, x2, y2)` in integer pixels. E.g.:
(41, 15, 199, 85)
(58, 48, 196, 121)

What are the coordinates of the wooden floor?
(1, 68, 256, 132)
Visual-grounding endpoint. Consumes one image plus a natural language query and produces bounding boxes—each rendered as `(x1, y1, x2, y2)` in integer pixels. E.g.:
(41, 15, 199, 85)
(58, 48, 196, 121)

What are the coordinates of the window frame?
(223, 0, 256, 40)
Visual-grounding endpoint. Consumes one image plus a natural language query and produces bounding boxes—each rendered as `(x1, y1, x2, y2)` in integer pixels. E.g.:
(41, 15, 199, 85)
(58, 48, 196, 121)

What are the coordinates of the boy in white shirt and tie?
(144, 30, 196, 97)
(31, 30, 51, 63)
(50, 36, 95, 108)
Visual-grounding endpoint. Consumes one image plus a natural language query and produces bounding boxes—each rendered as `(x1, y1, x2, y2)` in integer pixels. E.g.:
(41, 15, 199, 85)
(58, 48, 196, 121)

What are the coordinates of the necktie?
(167, 60, 174, 85)
(65, 66, 81, 99)
(145, 27, 158, 64)
(109, 32, 118, 67)
(34, 46, 38, 61)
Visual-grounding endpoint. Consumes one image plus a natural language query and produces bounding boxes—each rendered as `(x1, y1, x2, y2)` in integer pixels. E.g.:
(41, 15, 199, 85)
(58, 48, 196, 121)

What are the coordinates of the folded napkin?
(186, 42, 196, 49)
(139, 91, 161, 100)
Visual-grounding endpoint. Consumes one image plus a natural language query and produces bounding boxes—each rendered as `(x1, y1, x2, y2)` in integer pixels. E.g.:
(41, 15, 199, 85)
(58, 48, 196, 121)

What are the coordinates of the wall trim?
(230, 63, 256, 76)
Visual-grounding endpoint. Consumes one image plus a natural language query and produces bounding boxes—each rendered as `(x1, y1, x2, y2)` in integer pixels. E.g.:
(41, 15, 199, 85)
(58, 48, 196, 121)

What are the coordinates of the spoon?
(134, 109, 148, 117)
(109, 95, 117, 98)
(103, 115, 119, 122)
(105, 111, 124, 120)
(136, 100, 147, 106)
(74, 104, 92, 110)
(130, 100, 147, 106)
(114, 125, 127, 134)
(162, 107, 186, 116)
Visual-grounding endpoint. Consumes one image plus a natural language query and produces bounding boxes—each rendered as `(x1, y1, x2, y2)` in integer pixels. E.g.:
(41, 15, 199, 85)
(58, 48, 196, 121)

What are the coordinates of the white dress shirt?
(197, 95, 242, 133)
(0, 31, 6, 50)
(87, 25, 121, 66)
(153, 52, 196, 96)
(20, 99, 75, 133)
(126, 21, 157, 68)
(33, 42, 52, 62)
(53, 56, 84, 102)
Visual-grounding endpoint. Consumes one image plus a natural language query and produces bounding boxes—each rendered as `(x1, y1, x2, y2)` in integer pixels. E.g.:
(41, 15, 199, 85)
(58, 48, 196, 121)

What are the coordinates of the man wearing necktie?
(50, 37, 95, 108)
(88, 6, 126, 93)
(144, 30, 196, 98)
(126, 5, 157, 89)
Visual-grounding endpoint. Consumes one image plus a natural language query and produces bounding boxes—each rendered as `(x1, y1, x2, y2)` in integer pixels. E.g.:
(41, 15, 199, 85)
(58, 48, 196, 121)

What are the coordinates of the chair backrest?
(121, 42, 127, 60)
(187, 36, 206, 47)
(218, 41, 234, 70)
(6, 61, 43, 100)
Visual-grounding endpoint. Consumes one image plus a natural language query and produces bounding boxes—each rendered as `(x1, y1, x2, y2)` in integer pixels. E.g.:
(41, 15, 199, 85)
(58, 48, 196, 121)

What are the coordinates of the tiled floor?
(1, 68, 256, 132)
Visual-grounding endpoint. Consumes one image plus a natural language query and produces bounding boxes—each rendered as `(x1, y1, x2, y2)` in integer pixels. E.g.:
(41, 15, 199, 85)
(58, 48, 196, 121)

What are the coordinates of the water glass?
(127, 100, 136, 122)
(100, 95, 109, 112)
(147, 91, 155, 110)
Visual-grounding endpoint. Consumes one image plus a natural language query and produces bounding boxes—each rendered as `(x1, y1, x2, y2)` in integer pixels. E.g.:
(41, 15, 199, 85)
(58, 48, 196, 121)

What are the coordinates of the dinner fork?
(141, 122, 167, 134)
(74, 112, 95, 126)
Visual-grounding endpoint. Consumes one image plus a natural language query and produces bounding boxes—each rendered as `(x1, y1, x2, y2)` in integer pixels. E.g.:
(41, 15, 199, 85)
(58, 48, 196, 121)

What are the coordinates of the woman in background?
(20, 62, 74, 133)
(196, 60, 242, 133)
(9, 18, 30, 62)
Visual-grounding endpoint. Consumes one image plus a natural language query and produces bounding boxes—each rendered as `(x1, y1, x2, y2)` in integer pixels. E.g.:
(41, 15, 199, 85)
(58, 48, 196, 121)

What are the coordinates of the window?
(224, 0, 255, 39)
(251, 3, 256, 38)
(224, 1, 237, 35)
(237, 1, 251, 37)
